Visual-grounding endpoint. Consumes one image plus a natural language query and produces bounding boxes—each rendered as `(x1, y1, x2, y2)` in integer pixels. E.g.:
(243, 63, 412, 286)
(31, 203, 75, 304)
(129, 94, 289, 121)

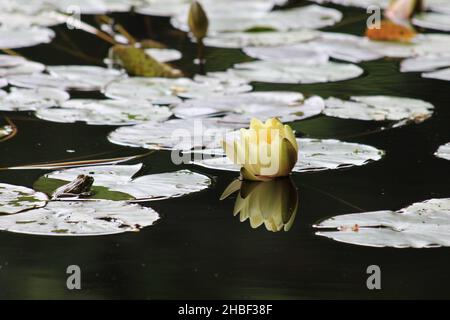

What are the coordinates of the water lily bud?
(188, 1, 209, 41)
(223, 118, 299, 181)
(385, 0, 422, 22)
(221, 177, 299, 232)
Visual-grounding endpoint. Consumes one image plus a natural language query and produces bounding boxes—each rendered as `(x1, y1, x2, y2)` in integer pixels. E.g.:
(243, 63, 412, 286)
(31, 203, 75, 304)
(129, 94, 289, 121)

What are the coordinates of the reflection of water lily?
(221, 177, 299, 232)
(223, 118, 298, 181)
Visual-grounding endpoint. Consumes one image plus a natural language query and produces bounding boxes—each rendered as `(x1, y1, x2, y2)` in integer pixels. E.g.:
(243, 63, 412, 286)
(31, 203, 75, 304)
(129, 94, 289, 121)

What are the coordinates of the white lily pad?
(310, 0, 388, 9)
(364, 33, 450, 58)
(50, 0, 134, 14)
(435, 142, 450, 160)
(422, 67, 450, 81)
(324, 95, 434, 122)
(144, 48, 182, 62)
(0, 55, 45, 76)
(35, 99, 172, 125)
(192, 138, 384, 173)
(0, 11, 61, 28)
(244, 45, 329, 64)
(173, 92, 324, 124)
(104, 76, 251, 104)
(400, 54, 450, 72)
(204, 30, 319, 49)
(8, 65, 124, 91)
(108, 118, 240, 151)
(413, 13, 450, 32)
(0, 183, 48, 215)
(0, 87, 69, 111)
(172, 4, 342, 34)
(0, 200, 159, 236)
(0, 27, 55, 49)
(35, 164, 211, 201)
(230, 60, 363, 84)
(315, 198, 450, 248)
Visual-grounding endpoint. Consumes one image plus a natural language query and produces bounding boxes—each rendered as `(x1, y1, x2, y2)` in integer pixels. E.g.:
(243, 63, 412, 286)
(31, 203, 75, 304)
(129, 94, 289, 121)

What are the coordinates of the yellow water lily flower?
(220, 177, 299, 232)
(223, 118, 298, 181)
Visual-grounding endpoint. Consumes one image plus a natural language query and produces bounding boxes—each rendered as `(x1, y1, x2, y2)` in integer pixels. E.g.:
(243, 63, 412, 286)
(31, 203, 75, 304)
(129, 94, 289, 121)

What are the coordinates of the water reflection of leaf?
(221, 177, 298, 232)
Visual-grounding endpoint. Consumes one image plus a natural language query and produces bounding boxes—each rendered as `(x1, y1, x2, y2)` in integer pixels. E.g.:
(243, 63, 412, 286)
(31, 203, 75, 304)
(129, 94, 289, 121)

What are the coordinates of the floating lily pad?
(400, 54, 450, 72)
(364, 33, 450, 58)
(8, 66, 124, 91)
(0, 55, 44, 76)
(0, 183, 48, 214)
(230, 60, 363, 84)
(315, 198, 450, 248)
(104, 76, 251, 104)
(413, 13, 450, 32)
(50, 0, 134, 14)
(0, 200, 159, 236)
(435, 142, 450, 160)
(144, 48, 182, 62)
(192, 138, 384, 173)
(0, 87, 69, 111)
(35, 164, 211, 201)
(172, 92, 324, 124)
(204, 29, 319, 49)
(244, 45, 329, 64)
(35, 99, 172, 125)
(172, 4, 342, 34)
(324, 95, 434, 122)
(0, 11, 61, 28)
(108, 118, 240, 151)
(0, 27, 55, 49)
(422, 67, 450, 82)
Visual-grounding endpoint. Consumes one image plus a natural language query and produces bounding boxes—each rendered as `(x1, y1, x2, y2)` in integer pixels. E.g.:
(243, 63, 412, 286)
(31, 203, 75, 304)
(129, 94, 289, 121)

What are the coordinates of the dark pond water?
(0, 1, 449, 299)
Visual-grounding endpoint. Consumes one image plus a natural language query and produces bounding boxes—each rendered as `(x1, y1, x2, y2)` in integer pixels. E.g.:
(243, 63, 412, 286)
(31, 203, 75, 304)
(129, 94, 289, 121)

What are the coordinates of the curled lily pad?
(35, 99, 172, 125)
(172, 92, 324, 124)
(104, 76, 251, 104)
(0, 87, 69, 111)
(435, 142, 450, 160)
(324, 95, 434, 122)
(204, 30, 319, 49)
(110, 45, 182, 77)
(230, 60, 363, 84)
(0, 200, 159, 236)
(400, 54, 450, 72)
(144, 48, 182, 62)
(0, 27, 55, 49)
(0, 183, 48, 215)
(413, 13, 450, 32)
(34, 164, 211, 201)
(108, 118, 240, 151)
(315, 198, 450, 248)
(192, 138, 384, 173)
(422, 68, 450, 81)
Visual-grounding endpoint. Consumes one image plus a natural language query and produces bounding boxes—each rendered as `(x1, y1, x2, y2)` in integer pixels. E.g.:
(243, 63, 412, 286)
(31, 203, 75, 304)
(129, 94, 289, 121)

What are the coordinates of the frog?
(52, 175, 95, 199)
